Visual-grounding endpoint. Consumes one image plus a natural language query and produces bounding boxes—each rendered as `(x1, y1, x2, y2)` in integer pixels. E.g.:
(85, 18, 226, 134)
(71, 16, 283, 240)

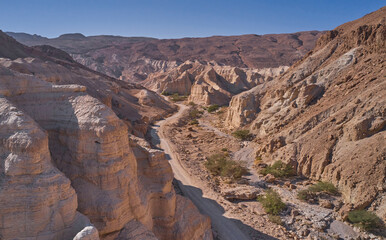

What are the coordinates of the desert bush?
(189, 108, 203, 119)
(297, 189, 316, 202)
(161, 91, 171, 96)
(259, 161, 295, 178)
(257, 189, 286, 215)
(188, 101, 196, 106)
(232, 129, 252, 141)
(207, 104, 220, 113)
(204, 153, 248, 180)
(169, 93, 187, 102)
(297, 181, 339, 202)
(268, 215, 283, 225)
(348, 210, 382, 231)
(221, 148, 228, 152)
(308, 181, 339, 195)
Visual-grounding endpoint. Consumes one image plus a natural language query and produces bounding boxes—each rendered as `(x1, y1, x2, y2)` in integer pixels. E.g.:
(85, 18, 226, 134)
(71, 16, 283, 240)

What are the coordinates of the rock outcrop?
(0, 68, 98, 240)
(0, 66, 212, 240)
(7, 31, 323, 82)
(143, 60, 288, 105)
(225, 7, 386, 217)
(0, 30, 177, 138)
(0, 33, 212, 239)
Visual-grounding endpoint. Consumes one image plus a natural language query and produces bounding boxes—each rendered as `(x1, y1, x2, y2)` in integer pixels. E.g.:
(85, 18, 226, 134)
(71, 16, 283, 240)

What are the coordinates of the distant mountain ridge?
(7, 30, 323, 82)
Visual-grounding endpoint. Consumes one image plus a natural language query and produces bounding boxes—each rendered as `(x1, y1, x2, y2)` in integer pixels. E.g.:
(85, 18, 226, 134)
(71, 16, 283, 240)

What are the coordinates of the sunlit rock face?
(0, 65, 212, 239)
(143, 60, 288, 106)
(225, 7, 386, 217)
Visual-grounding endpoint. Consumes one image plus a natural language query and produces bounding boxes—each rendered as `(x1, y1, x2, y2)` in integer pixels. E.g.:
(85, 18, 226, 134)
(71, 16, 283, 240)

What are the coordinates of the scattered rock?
(319, 199, 334, 209)
(263, 174, 276, 183)
(222, 186, 260, 201)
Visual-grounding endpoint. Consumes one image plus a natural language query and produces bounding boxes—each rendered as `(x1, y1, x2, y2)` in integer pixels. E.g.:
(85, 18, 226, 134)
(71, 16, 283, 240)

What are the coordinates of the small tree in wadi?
(258, 189, 286, 215)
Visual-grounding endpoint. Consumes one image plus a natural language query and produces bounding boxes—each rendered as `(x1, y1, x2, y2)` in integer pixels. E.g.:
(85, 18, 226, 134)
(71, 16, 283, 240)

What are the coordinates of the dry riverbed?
(150, 103, 381, 240)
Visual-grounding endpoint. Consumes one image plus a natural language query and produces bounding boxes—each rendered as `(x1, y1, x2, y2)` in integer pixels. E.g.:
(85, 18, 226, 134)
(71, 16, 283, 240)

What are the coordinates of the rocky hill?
(0, 30, 176, 137)
(143, 60, 288, 105)
(7, 31, 323, 82)
(225, 7, 385, 218)
(0, 32, 212, 239)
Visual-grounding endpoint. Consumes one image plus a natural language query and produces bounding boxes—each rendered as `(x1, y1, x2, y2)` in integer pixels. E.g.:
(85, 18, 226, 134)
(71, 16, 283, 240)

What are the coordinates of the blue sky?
(0, 0, 384, 39)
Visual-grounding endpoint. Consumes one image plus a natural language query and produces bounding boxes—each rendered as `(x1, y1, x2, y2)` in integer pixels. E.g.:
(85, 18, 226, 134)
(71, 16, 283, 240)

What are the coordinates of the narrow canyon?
(0, 5, 385, 240)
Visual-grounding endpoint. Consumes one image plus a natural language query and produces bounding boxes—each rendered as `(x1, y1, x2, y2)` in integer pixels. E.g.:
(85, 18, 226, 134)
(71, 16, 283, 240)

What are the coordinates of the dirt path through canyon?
(150, 104, 252, 240)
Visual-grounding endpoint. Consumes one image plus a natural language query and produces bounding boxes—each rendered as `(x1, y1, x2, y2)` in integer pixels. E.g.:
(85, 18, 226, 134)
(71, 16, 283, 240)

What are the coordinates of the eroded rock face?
(0, 66, 212, 239)
(0, 74, 97, 239)
(0, 56, 176, 138)
(143, 60, 288, 106)
(225, 7, 386, 216)
(7, 31, 323, 82)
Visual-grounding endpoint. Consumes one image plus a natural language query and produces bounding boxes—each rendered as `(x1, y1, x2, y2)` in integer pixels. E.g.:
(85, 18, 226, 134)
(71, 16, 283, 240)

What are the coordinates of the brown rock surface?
(225, 7, 386, 216)
(7, 31, 323, 82)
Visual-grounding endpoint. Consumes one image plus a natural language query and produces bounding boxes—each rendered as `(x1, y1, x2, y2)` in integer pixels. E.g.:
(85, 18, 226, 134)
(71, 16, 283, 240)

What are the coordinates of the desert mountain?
(226, 7, 385, 217)
(8, 31, 323, 82)
(0, 31, 212, 239)
(0, 30, 176, 137)
(143, 60, 288, 105)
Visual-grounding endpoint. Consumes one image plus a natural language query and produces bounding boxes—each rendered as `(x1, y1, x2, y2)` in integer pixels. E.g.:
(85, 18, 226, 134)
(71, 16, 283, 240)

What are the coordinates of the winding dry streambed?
(150, 103, 252, 240)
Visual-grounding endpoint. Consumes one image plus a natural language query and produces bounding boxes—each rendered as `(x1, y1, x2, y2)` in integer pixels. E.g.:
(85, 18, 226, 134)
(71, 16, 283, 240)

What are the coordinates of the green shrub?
(221, 148, 228, 152)
(188, 101, 196, 106)
(204, 153, 248, 180)
(257, 189, 286, 215)
(232, 130, 252, 141)
(169, 93, 187, 102)
(308, 181, 339, 195)
(189, 108, 202, 119)
(297, 189, 316, 202)
(161, 91, 171, 96)
(348, 210, 382, 231)
(259, 161, 295, 178)
(268, 215, 283, 225)
(207, 104, 220, 113)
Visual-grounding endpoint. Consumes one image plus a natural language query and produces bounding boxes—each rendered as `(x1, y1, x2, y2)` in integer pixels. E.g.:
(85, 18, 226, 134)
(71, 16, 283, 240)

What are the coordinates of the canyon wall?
(143, 60, 288, 105)
(0, 31, 212, 239)
(0, 66, 212, 239)
(225, 7, 386, 217)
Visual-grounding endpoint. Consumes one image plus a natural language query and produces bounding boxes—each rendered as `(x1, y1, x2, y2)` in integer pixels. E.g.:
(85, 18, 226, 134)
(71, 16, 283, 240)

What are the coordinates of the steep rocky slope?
(0, 66, 212, 240)
(0, 30, 176, 137)
(225, 7, 385, 217)
(0, 33, 212, 239)
(8, 31, 323, 82)
(143, 60, 287, 105)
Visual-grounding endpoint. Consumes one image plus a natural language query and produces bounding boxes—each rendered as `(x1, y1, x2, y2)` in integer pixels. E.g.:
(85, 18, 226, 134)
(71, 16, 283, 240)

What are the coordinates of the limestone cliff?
(225, 7, 386, 217)
(0, 32, 177, 138)
(143, 60, 288, 105)
(0, 32, 212, 240)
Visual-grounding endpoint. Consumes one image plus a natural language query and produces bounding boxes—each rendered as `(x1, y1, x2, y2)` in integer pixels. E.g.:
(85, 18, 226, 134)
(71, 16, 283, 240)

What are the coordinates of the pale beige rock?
(73, 226, 100, 240)
(0, 94, 96, 240)
(143, 60, 287, 106)
(222, 186, 261, 201)
(0, 66, 212, 239)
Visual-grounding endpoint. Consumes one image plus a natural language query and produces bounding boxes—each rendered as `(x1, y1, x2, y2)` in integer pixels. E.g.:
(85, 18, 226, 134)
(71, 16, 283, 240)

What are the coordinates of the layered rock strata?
(225, 7, 386, 217)
(0, 66, 212, 239)
(143, 60, 288, 105)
